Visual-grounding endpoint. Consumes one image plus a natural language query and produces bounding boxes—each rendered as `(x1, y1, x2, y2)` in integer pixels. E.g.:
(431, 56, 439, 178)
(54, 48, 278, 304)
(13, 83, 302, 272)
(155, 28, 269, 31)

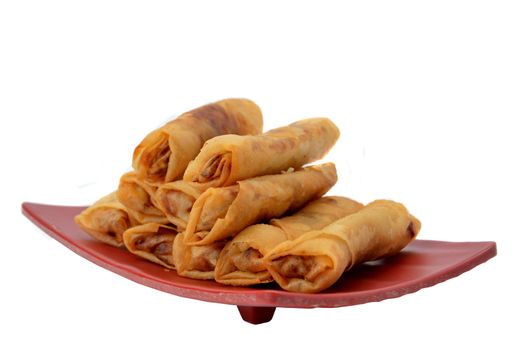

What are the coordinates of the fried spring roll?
(122, 222, 222, 278)
(74, 192, 137, 247)
(117, 172, 169, 224)
(183, 118, 339, 188)
(172, 234, 225, 280)
(122, 223, 177, 269)
(133, 98, 263, 185)
(264, 200, 421, 293)
(184, 163, 337, 246)
(214, 196, 364, 286)
(155, 181, 208, 230)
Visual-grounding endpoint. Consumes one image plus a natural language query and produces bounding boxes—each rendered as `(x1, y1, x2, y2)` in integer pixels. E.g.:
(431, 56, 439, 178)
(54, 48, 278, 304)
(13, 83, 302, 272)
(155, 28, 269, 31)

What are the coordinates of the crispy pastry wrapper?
(264, 200, 421, 293)
(172, 234, 225, 280)
(215, 196, 364, 286)
(74, 192, 137, 247)
(183, 163, 338, 246)
(117, 171, 169, 224)
(155, 180, 209, 230)
(122, 222, 222, 278)
(183, 117, 340, 188)
(132, 98, 263, 185)
(122, 223, 177, 269)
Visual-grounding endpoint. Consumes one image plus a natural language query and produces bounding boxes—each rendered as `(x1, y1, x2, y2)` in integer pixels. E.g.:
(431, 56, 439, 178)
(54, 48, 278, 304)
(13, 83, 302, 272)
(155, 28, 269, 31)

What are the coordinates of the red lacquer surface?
(22, 202, 497, 324)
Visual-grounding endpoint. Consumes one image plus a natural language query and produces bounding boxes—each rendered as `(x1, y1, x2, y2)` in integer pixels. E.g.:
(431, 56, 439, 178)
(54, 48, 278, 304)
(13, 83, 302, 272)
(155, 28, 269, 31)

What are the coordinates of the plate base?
(22, 201, 497, 324)
(237, 306, 276, 324)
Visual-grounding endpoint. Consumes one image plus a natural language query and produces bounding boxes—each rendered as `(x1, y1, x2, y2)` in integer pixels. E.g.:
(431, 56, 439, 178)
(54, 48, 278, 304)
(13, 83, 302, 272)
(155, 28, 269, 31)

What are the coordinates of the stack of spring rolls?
(74, 98, 421, 293)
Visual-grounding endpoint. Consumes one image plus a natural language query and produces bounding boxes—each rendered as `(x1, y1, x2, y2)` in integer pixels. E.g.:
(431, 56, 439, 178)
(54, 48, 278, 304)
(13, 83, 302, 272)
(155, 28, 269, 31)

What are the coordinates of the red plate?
(22, 202, 497, 324)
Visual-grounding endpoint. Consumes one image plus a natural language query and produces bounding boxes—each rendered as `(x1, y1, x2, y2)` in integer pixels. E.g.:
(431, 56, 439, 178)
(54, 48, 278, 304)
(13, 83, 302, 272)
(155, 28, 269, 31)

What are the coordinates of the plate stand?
(237, 306, 276, 324)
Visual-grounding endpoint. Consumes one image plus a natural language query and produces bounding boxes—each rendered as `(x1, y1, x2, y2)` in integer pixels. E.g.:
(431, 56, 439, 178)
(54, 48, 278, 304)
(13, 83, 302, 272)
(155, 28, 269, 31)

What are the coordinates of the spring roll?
(155, 180, 209, 230)
(214, 196, 364, 286)
(264, 200, 421, 293)
(122, 222, 222, 278)
(74, 192, 137, 247)
(184, 163, 337, 246)
(117, 171, 169, 224)
(183, 118, 339, 188)
(172, 234, 225, 280)
(133, 98, 263, 185)
(122, 223, 177, 269)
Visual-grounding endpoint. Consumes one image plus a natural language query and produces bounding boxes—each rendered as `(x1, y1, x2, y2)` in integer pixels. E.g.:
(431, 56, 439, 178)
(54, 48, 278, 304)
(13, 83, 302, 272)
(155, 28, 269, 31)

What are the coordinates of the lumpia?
(264, 200, 421, 293)
(215, 196, 364, 286)
(133, 98, 263, 185)
(74, 192, 137, 247)
(184, 163, 337, 246)
(183, 118, 339, 188)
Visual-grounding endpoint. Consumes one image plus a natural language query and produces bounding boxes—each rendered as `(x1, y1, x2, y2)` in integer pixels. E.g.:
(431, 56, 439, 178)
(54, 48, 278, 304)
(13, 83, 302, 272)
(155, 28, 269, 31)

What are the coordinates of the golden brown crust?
(264, 200, 421, 293)
(183, 118, 339, 188)
(214, 196, 364, 286)
(74, 192, 136, 247)
(122, 223, 177, 269)
(154, 180, 209, 230)
(184, 163, 338, 246)
(132, 98, 263, 185)
(116, 172, 169, 224)
(172, 234, 225, 280)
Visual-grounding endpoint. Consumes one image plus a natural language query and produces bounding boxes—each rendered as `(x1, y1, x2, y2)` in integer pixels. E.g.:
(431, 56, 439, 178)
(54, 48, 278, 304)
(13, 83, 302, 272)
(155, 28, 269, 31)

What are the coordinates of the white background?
(1, 1, 524, 348)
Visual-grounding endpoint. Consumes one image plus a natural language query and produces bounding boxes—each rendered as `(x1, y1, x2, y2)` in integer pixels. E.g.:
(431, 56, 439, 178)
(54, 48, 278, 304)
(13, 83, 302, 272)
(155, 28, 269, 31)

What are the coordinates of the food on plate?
(74, 192, 137, 247)
(172, 234, 225, 280)
(117, 172, 169, 224)
(183, 163, 337, 246)
(133, 98, 263, 185)
(264, 200, 421, 293)
(122, 222, 223, 279)
(123, 223, 177, 269)
(182, 117, 339, 188)
(155, 180, 209, 230)
(72, 98, 422, 294)
(214, 196, 364, 286)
